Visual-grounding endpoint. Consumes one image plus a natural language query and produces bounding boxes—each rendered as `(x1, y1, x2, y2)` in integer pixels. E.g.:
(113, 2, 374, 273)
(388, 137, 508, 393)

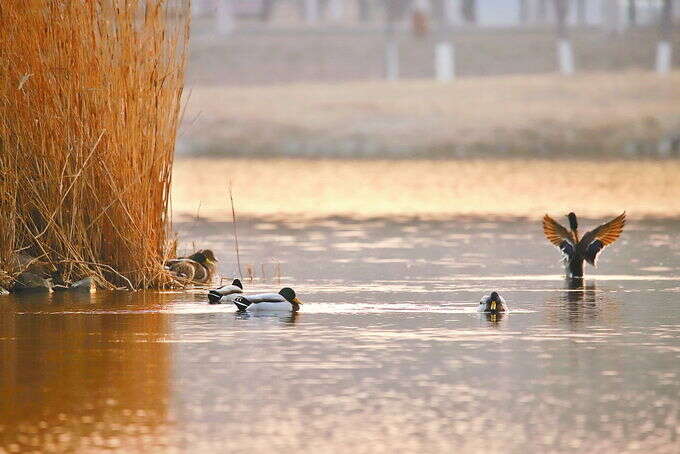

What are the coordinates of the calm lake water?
(1, 218, 679, 453)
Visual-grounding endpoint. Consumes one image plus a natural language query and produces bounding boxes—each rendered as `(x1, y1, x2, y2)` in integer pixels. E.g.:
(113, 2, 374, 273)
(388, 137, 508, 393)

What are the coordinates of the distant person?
(411, 0, 430, 37)
(462, 0, 477, 23)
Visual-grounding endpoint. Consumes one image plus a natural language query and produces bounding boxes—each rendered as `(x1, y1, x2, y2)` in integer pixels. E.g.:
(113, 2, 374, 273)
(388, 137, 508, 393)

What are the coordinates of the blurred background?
(173, 0, 680, 219)
(3, 4, 680, 453)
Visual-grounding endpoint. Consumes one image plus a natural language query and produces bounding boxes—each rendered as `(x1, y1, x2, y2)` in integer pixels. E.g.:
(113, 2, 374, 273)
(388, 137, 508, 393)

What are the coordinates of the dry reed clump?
(0, 1, 190, 289)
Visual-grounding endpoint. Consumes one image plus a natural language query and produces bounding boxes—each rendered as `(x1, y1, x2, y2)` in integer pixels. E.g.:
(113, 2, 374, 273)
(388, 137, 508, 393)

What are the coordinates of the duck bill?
(292, 297, 303, 305)
(486, 300, 503, 313)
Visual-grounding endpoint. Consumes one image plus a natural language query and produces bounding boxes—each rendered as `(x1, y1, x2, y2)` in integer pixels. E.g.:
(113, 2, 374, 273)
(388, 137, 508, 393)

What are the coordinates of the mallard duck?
(543, 212, 626, 278)
(232, 287, 303, 312)
(207, 279, 243, 304)
(165, 249, 218, 284)
(477, 291, 508, 313)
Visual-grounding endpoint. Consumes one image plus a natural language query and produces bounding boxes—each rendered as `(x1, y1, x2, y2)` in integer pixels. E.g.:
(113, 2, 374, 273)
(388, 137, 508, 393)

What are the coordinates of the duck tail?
(207, 291, 223, 304)
(233, 296, 251, 311)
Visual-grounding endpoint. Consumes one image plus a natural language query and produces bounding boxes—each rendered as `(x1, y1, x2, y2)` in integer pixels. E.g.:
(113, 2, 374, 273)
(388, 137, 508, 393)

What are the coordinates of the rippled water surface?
(1, 218, 679, 453)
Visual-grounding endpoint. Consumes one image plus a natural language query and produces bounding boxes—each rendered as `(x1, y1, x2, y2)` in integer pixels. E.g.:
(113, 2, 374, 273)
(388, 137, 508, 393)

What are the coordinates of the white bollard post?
(217, 0, 234, 35)
(602, 0, 624, 33)
(528, 0, 537, 23)
(386, 39, 399, 81)
(328, 0, 344, 21)
(305, 0, 319, 24)
(656, 41, 672, 74)
(435, 42, 455, 82)
(558, 39, 574, 75)
(444, 0, 462, 25)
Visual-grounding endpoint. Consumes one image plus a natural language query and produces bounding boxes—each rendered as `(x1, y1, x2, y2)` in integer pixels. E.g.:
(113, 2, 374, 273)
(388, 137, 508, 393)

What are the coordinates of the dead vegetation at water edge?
(0, 1, 190, 290)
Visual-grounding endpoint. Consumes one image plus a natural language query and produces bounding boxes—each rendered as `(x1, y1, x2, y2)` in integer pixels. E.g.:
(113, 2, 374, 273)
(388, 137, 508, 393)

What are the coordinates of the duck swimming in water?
(232, 287, 303, 312)
(207, 279, 243, 304)
(543, 212, 626, 279)
(477, 291, 508, 313)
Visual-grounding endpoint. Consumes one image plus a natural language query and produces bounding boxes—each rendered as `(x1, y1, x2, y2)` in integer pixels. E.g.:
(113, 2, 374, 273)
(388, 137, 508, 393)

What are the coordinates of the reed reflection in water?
(0, 293, 174, 452)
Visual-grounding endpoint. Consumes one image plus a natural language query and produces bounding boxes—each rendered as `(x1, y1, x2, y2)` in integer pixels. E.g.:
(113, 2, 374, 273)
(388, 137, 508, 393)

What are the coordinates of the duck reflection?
(235, 310, 299, 325)
(546, 279, 620, 326)
(564, 278, 597, 303)
(482, 311, 506, 327)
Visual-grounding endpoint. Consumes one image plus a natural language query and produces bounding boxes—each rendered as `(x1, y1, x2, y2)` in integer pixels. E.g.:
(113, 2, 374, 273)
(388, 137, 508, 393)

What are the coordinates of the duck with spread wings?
(542, 212, 626, 279)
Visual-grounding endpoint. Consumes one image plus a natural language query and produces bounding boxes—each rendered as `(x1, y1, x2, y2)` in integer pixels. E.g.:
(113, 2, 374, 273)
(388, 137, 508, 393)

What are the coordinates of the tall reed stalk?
(0, 1, 190, 289)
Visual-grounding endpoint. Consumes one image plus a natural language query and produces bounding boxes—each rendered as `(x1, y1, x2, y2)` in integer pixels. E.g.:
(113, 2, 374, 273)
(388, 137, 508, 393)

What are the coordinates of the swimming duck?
(477, 291, 508, 313)
(543, 212, 625, 278)
(207, 279, 243, 304)
(232, 287, 303, 312)
(165, 249, 218, 284)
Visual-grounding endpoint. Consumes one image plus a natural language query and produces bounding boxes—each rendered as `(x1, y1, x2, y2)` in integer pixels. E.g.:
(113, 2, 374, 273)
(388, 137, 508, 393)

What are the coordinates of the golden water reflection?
(0, 294, 172, 452)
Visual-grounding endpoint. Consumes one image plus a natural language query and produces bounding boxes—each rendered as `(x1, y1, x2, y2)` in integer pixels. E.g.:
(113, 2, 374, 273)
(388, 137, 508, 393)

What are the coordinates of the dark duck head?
(279, 287, 303, 309)
(188, 249, 218, 266)
(567, 212, 579, 241)
(478, 291, 508, 313)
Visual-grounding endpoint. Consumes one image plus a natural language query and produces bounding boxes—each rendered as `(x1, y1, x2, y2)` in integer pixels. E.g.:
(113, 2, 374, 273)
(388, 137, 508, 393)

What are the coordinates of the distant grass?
(172, 158, 680, 219)
(181, 71, 680, 158)
(0, 1, 189, 289)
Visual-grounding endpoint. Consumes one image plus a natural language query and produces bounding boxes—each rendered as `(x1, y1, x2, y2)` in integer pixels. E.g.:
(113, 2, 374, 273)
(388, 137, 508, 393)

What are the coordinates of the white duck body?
(235, 293, 297, 312)
(212, 284, 243, 296)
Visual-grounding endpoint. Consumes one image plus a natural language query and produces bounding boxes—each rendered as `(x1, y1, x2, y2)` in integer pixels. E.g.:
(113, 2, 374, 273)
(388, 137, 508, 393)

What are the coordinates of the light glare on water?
(1, 218, 679, 453)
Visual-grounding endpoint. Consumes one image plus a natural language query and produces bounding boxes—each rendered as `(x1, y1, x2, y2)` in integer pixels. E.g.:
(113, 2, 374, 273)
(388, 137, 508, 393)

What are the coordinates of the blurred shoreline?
(188, 24, 680, 85)
(171, 158, 680, 221)
(179, 71, 680, 159)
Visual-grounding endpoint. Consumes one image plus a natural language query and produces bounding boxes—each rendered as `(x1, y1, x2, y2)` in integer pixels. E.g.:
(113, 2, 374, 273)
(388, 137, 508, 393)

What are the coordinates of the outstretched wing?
(580, 212, 626, 266)
(543, 214, 575, 258)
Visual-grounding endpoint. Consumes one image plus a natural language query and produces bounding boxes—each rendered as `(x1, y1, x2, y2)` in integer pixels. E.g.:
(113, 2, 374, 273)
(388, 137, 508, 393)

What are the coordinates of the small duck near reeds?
(543, 212, 626, 279)
(232, 287, 303, 312)
(207, 279, 243, 304)
(477, 291, 508, 313)
(6, 252, 55, 293)
(165, 249, 218, 284)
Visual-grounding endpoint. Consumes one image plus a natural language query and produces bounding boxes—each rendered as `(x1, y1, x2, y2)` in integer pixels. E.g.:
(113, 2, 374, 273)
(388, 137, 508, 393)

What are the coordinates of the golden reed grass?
(0, 1, 190, 289)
